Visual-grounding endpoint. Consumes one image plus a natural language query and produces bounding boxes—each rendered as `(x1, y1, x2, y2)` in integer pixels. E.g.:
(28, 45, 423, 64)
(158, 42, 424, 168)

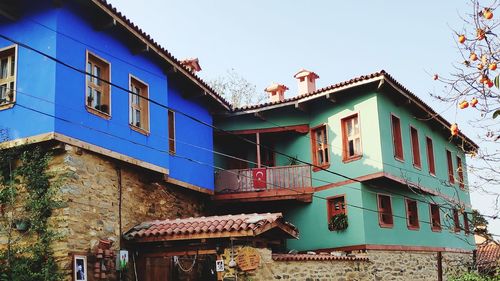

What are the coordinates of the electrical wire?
(0, 32, 497, 224)
(0, 110, 484, 241)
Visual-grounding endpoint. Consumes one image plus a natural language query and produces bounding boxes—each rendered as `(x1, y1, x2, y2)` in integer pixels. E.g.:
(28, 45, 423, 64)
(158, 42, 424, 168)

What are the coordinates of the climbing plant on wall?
(0, 131, 62, 281)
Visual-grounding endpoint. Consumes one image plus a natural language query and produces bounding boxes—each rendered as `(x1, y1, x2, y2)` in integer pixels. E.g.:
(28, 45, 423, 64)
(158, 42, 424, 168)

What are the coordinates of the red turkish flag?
(252, 168, 267, 190)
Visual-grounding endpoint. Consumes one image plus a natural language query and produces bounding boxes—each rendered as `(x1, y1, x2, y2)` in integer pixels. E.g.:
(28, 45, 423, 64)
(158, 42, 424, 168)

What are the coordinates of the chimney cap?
(264, 83, 289, 93)
(293, 68, 319, 79)
(180, 57, 202, 72)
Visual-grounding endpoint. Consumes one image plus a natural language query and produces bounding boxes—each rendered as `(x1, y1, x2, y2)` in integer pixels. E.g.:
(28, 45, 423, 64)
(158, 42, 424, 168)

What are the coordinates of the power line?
(18, 16, 475, 192)
(1, 100, 494, 240)
(0, 32, 496, 221)
(10, 87, 476, 218)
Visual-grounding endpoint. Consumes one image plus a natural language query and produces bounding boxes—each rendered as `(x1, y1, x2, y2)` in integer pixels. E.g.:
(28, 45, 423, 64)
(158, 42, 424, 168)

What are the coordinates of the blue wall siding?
(0, 4, 57, 139)
(0, 3, 217, 190)
(54, 4, 170, 170)
(168, 84, 215, 190)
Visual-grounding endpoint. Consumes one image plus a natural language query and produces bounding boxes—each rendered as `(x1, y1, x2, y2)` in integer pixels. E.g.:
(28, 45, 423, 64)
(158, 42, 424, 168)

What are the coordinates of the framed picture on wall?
(73, 254, 87, 281)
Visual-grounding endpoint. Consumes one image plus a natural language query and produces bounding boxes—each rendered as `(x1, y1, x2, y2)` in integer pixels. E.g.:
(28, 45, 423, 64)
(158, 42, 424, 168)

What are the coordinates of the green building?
(213, 69, 477, 253)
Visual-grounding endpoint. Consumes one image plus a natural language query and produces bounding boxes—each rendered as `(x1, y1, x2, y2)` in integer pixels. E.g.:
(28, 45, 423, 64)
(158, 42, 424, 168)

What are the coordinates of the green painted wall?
(376, 93, 471, 206)
(286, 183, 366, 251)
(361, 184, 474, 251)
(214, 89, 475, 251)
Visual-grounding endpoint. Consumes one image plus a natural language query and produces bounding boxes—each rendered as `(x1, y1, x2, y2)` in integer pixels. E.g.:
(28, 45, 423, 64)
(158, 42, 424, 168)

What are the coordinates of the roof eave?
(89, 0, 231, 111)
(380, 75, 479, 151)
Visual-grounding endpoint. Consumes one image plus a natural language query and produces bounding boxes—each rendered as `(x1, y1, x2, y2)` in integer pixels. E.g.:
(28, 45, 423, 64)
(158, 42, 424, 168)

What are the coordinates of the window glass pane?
(10, 56, 15, 77)
(354, 138, 361, 154)
(87, 62, 92, 81)
(0, 84, 6, 100)
(0, 58, 8, 79)
(324, 148, 329, 163)
(347, 121, 353, 136)
(94, 65, 101, 85)
(135, 110, 141, 127)
(348, 140, 354, 156)
(95, 90, 101, 107)
(353, 117, 359, 134)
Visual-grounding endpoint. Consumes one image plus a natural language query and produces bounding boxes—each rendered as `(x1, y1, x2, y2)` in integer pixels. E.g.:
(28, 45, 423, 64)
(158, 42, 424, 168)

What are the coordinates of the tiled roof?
(272, 254, 368, 262)
(476, 242, 500, 268)
(234, 71, 383, 111)
(89, 0, 230, 109)
(124, 213, 298, 242)
(232, 70, 478, 150)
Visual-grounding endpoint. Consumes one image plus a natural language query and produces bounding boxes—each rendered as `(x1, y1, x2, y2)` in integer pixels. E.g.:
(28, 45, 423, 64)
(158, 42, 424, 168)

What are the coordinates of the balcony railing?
(215, 165, 312, 193)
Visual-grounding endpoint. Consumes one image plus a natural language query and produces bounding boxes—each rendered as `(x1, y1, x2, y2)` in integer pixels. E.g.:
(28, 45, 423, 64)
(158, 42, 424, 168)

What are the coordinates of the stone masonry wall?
(49, 144, 206, 280)
(250, 249, 472, 281)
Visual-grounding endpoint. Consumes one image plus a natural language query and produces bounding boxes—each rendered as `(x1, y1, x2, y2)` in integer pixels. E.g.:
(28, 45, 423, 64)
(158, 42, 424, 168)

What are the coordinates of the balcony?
(213, 165, 314, 203)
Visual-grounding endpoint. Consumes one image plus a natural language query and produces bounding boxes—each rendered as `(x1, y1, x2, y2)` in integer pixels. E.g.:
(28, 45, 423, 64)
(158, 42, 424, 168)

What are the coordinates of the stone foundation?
(35, 144, 205, 280)
(248, 249, 472, 281)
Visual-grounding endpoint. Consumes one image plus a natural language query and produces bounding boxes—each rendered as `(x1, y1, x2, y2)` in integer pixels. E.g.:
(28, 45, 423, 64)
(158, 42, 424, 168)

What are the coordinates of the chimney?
(294, 69, 319, 95)
(264, 83, 289, 103)
(180, 58, 202, 73)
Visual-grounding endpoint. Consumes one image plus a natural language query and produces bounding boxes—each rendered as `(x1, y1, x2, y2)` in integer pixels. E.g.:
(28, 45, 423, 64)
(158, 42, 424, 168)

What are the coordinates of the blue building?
(0, 0, 229, 191)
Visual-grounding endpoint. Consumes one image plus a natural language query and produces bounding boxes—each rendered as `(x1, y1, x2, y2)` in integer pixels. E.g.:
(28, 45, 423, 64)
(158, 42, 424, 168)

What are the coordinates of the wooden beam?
(53, 133, 169, 174)
(254, 112, 265, 120)
(212, 188, 314, 203)
(0, 132, 55, 149)
(219, 124, 310, 135)
(163, 64, 178, 75)
(163, 175, 214, 195)
(294, 101, 308, 112)
(325, 93, 336, 103)
(377, 78, 385, 91)
(322, 244, 472, 254)
(132, 42, 150, 55)
(95, 18, 117, 31)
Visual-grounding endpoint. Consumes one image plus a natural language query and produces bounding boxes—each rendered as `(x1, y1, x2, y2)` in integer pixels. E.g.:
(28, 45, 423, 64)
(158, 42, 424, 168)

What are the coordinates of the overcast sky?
(106, 0, 499, 236)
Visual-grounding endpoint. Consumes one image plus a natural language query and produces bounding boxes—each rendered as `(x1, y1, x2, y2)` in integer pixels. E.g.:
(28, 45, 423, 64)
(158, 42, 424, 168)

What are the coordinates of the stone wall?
(49, 144, 206, 280)
(248, 249, 472, 281)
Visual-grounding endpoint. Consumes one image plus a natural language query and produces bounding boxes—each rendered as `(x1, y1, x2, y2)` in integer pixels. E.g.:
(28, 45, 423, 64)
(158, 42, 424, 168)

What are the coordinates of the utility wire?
(20, 16, 473, 190)
(1, 100, 493, 241)
(0, 33, 497, 223)
(10, 88, 471, 212)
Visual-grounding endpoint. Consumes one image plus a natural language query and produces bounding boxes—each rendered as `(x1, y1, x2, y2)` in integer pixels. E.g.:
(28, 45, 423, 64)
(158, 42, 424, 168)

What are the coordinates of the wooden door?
(138, 256, 172, 281)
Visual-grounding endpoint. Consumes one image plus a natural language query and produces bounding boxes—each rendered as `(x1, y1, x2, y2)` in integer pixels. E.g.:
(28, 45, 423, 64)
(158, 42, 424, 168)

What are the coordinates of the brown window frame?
(341, 114, 362, 162)
(85, 51, 111, 119)
(377, 194, 393, 228)
(456, 156, 464, 189)
(410, 126, 421, 169)
(0, 45, 17, 110)
(426, 137, 436, 176)
(405, 199, 419, 230)
(311, 124, 330, 171)
(453, 209, 461, 233)
(430, 204, 441, 232)
(129, 75, 150, 134)
(391, 114, 404, 161)
(327, 194, 346, 223)
(446, 150, 455, 184)
(168, 110, 175, 154)
(463, 212, 470, 235)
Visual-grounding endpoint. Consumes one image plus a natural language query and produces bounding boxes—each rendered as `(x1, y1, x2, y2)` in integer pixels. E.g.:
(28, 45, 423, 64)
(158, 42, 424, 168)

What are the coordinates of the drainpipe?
(437, 251, 443, 281)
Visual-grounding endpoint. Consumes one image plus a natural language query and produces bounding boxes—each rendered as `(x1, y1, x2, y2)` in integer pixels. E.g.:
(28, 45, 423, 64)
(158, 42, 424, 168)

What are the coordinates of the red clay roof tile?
(125, 213, 298, 241)
(272, 254, 368, 262)
(477, 242, 500, 268)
